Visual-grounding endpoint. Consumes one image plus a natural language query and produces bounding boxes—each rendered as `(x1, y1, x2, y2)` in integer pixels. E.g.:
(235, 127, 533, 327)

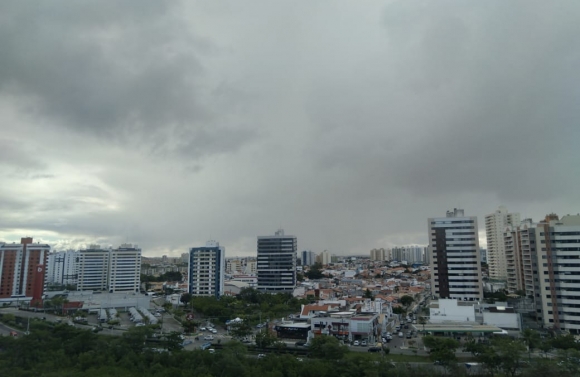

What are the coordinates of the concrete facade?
(257, 229, 297, 292)
(188, 240, 225, 298)
(429, 208, 483, 301)
(0, 238, 50, 301)
(485, 206, 520, 280)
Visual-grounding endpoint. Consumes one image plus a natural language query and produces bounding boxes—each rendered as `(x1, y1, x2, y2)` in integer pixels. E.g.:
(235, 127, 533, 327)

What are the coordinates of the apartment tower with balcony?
(428, 208, 483, 301)
(485, 206, 520, 280)
(188, 240, 225, 298)
(257, 229, 297, 293)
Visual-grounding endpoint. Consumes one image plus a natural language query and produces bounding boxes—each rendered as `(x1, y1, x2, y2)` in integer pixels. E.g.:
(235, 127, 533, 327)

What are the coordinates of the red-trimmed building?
(0, 238, 50, 301)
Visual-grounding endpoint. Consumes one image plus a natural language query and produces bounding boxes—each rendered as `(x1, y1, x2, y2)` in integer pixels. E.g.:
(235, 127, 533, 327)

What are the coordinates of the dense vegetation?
(179, 288, 310, 326)
(1, 321, 579, 377)
(141, 271, 184, 283)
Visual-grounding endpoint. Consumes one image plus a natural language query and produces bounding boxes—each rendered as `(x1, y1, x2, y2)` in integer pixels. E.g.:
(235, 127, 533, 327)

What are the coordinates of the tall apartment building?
(319, 250, 331, 265)
(301, 250, 316, 266)
(77, 244, 141, 293)
(245, 259, 257, 275)
(109, 244, 141, 293)
(226, 258, 242, 274)
(188, 240, 225, 298)
(533, 214, 580, 332)
(504, 219, 537, 295)
(0, 237, 50, 301)
(391, 245, 426, 264)
(485, 206, 520, 280)
(370, 248, 388, 261)
(428, 208, 483, 301)
(77, 246, 110, 291)
(257, 229, 297, 293)
(46, 250, 78, 287)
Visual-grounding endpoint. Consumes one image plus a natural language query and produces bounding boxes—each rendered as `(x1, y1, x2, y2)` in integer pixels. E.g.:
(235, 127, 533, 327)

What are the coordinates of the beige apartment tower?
(485, 206, 520, 280)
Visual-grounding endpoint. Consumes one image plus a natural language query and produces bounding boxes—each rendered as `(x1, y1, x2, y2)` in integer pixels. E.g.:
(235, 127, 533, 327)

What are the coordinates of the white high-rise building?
(485, 206, 520, 280)
(257, 229, 297, 292)
(370, 248, 388, 261)
(301, 250, 316, 266)
(109, 244, 141, 293)
(188, 240, 225, 298)
(390, 246, 425, 264)
(319, 250, 331, 265)
(46, 250, 78, 287)
(77, 246, 110, 292)
(534, 214, 580, 333)
(76, 244, 141, 293)
(428, 208, 483, 301)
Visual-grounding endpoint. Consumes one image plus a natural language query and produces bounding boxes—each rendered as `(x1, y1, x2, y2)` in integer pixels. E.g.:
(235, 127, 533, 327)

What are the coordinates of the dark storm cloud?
(306, 0, 580, 203)
(0, 1, 255, 158)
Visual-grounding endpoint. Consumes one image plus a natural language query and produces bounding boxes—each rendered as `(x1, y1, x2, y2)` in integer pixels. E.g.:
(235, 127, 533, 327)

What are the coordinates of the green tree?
(229, 320, 253, 339)
(551, 334, 580, 351)
(1, 313, 16, 325)
(557, 348, 580, 375)
(308, 335, 348, 360)
(400, 295, 414, 311)
(423, 336, 459, 368)
(121, 326, 154, 353)
(180, 293, 192, 306)
(305, 263, 324, 280)
(392, 306, 405, 315)
(364, 288, 374, 300)
(255, 329, 276, 348)
(539, 338, 553, 357)
(522, 329, 541, 360)
(493, 337, 527, 377)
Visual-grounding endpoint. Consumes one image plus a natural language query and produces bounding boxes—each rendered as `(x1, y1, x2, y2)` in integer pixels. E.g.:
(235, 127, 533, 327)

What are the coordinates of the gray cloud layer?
(0, 1, 579, 256)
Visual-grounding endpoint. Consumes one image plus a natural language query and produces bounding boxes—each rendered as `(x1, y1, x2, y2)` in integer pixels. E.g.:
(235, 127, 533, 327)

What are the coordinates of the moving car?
(257, 354, 266, 359)
(398, 332, 404, 338)
(368, 347, 382, 353)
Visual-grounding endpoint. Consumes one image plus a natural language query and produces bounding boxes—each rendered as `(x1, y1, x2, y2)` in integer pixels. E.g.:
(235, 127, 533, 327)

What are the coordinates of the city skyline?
(1, 1, 579, 258)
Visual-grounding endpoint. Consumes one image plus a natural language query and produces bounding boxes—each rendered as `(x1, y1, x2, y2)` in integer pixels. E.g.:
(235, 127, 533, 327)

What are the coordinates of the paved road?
(0, 322, 21, 337)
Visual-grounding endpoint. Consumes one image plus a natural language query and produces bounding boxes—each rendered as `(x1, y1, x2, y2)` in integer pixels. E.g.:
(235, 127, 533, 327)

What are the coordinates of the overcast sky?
(1, 1, 579, 257)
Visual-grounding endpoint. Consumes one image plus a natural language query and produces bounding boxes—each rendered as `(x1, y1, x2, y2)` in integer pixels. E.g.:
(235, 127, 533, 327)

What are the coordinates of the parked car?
(204, 335, 214, 341)
(398, 332, 404, 338)
(361, 340, 367, 346)
(200, 327, 206, 331)
(353, 340, 360, 346)
(257, 354, 266, 359)
(295, 341, 307, 347)
(210, 328, 217, 334)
